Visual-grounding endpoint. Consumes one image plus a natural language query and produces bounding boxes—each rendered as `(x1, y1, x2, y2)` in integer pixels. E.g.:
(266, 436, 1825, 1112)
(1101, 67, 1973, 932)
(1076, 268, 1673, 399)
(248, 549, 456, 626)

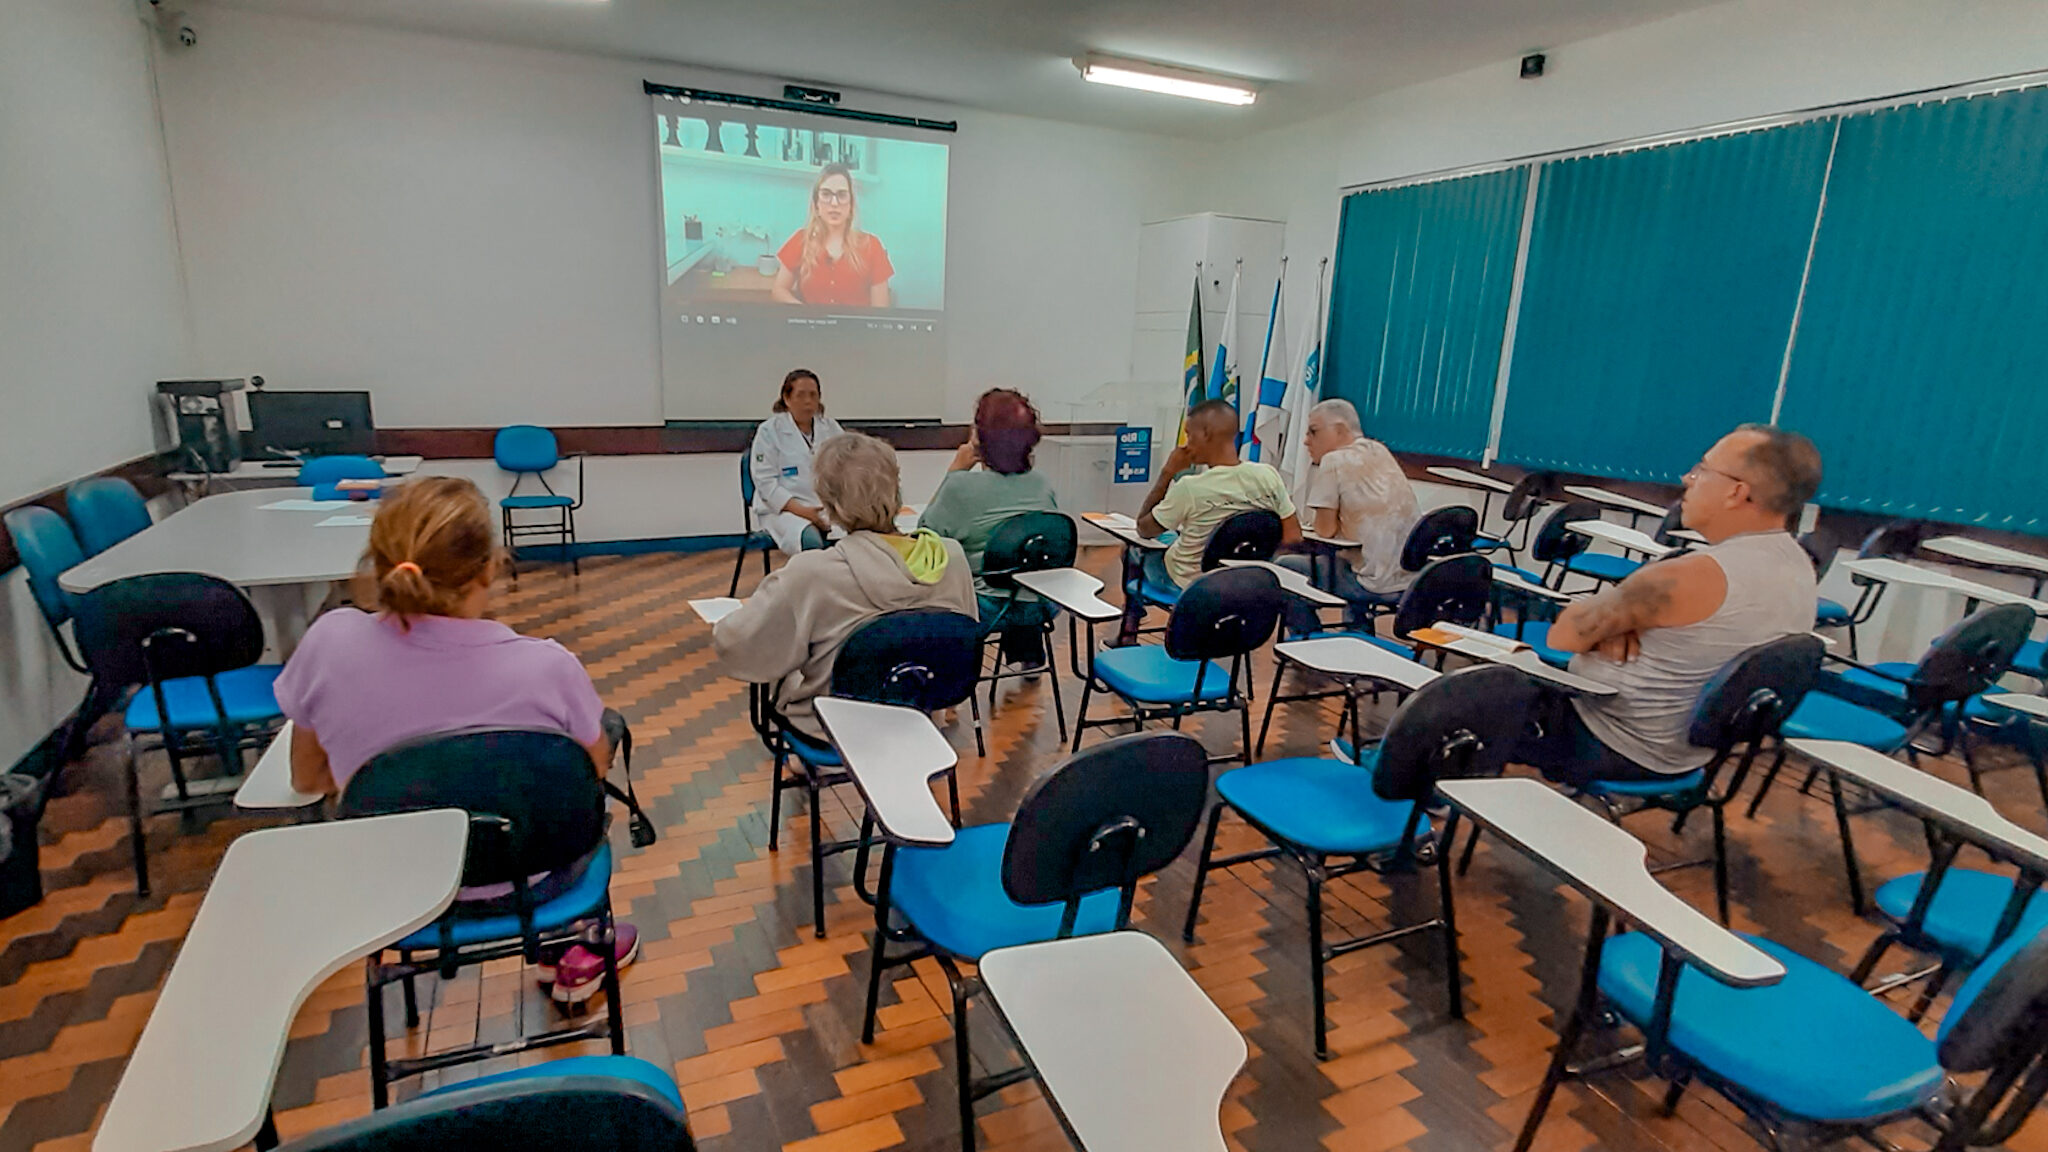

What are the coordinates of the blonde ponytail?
(356, 477, 496, 629)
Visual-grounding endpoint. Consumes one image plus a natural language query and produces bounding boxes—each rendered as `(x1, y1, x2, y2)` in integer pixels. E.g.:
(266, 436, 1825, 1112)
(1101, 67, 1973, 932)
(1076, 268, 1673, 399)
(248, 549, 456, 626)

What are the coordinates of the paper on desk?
(1414, 622, 1525, 659)
(261, 498, 354, 512)
(316, 513, 376, 527)
(689, 597, 743, 624)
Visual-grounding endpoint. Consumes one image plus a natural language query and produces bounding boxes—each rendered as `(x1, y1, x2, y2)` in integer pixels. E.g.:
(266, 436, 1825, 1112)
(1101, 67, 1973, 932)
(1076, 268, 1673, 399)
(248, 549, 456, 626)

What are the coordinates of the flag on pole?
(1176, 274, 1206, 445)
(1276, 315, 1322, 496)
(1245, 273, 1289, 462)
(1207, 265, 1242, 408)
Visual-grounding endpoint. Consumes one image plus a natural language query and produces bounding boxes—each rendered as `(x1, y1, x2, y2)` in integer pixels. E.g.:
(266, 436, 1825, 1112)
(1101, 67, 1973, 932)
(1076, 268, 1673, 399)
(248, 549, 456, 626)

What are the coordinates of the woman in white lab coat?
(749, 369, 846, 555)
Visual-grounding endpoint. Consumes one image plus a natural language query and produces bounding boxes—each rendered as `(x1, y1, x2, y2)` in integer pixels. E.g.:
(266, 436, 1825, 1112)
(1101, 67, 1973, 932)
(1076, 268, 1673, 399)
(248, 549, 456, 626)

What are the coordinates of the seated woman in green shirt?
(919, 388, 1060, 665)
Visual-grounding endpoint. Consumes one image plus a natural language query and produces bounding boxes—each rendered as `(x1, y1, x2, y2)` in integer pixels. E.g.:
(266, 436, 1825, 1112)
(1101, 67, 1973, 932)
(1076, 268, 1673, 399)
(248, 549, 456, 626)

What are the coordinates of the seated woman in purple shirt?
(274, 476, 635, 1001)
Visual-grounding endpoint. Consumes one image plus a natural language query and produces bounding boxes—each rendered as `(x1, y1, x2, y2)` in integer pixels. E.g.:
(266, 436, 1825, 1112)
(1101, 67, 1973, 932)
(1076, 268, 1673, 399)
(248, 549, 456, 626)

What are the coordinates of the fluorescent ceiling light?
(1077, 54, 1258, 106)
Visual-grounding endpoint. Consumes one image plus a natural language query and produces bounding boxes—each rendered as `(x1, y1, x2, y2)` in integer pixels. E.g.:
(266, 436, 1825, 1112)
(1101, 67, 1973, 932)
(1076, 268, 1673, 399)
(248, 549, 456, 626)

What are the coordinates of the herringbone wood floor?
(6, 545, 2048, 1152)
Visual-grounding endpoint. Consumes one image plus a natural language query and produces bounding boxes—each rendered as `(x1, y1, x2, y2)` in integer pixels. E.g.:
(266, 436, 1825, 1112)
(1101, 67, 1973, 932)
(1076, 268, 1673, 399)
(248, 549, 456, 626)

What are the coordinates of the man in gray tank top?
(1514, 424, 1822, 788)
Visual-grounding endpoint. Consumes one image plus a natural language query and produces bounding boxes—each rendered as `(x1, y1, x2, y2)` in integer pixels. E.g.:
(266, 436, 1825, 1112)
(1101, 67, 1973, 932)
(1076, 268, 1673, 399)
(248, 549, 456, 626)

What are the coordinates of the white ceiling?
(200, 0, 1723, 137)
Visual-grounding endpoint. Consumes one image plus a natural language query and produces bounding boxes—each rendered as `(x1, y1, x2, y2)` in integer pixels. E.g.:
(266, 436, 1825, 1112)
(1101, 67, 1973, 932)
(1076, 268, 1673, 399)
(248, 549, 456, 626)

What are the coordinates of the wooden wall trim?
(374, 422, 1122, 459)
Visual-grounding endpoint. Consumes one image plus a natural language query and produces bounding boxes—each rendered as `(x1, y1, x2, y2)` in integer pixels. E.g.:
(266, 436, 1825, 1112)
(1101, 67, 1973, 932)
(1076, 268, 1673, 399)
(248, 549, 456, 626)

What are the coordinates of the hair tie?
(392, 561, 423, 577)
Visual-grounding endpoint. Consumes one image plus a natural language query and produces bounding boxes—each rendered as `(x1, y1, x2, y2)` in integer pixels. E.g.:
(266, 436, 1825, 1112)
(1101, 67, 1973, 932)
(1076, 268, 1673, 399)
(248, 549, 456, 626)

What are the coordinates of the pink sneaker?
(552, 924, 640, 1004)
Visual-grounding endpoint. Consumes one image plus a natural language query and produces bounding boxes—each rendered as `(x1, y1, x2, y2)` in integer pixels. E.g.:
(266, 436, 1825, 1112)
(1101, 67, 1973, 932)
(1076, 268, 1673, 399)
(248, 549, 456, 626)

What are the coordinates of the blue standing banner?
(1114, 426, 1151, 484)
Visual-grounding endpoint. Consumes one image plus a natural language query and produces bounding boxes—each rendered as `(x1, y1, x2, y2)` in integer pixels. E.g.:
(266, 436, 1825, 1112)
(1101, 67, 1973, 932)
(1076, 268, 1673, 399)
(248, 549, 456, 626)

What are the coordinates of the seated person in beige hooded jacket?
(714, 431, 979, 740)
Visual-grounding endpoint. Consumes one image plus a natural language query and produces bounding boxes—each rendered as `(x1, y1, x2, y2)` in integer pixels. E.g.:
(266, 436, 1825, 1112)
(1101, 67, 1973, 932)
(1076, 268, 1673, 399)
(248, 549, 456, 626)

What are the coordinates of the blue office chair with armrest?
(856, 729, 1209, 1152)
(1576, 634, 1824, 924)
(338, 728, 627, 1108)
(1337, 506, 1479, 632)
(276, 1056, 694, 1149)
(65, 477, 152, 557)
(1075, 565, 1285, 763)
(5, 506, 88, 674)
(495, 425, 584, 581)
(729, 454, 776, 596)
(759, 608, 984, 938)
(72, 573, 285, 897)
(1491, 500, 1599, 590)
(1565, 920, 2048, 1152)
(297, 455, 387, 502)
(1470, 471, 1554, 561)
(1188, 665, 1537, 1058)
(1125, 507, 1281, 633)
(975, 511, 1077, 736)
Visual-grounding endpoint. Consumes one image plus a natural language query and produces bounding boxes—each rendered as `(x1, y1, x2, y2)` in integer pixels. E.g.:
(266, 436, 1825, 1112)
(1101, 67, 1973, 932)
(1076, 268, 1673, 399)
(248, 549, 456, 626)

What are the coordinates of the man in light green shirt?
(1139, 399, 1301, 589)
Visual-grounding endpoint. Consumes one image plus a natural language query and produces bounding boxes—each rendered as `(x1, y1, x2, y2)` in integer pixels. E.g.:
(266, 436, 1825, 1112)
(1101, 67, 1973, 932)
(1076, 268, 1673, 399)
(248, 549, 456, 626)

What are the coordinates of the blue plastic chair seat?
(1492, 621, 1571, 669)
(1780, 692, 1909, 751)
(1583, 769, 1706, 799)
(1472, 535, 1507, 552)
(1873, 868, 2048, 962)
(397, 842, 613, 950)
(1092, 644, 1233, 704)
(123, 665, 285, 732)
(1137, 577, 1183, 608)
(1216, 756, 1426, 856)
(1493, 564, 1547, 587)
(890, 823, 1123, 960)
(1816, 597, 1852, 626)
(784, 725, 844, 768)
(2015, 639, 2047, 679)
(1598, 932, 1942, 1123)
(1965, 688, 2018, 724)
(419, 1054, 685, 1110)
(1563, 552, 1641, 583)
(501, 493, 575, 509)
(1828, 663, 1915, 703)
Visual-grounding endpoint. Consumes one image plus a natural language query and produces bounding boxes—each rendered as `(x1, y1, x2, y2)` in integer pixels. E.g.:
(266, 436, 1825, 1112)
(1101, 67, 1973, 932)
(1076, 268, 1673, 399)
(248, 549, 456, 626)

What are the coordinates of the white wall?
(1, 0, 193, 768)
(0, 0, 192, 507)
(155, 5, 1206, 430)
(1208, 0, 2048, 324)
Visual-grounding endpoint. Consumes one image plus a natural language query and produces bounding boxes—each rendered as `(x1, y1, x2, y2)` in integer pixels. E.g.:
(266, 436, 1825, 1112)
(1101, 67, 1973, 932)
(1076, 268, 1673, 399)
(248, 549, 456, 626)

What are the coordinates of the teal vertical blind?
(1322, 167, 1529, 459)
(1495, 121, 1837, 481)
(1777, 86, 2048, 531)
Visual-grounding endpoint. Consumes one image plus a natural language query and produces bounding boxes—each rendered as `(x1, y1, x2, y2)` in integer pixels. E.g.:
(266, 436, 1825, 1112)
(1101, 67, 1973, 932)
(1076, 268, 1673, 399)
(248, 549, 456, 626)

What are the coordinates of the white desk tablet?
(979, 931, 1246, 1152)
(1425, 466, 1514, 494)
(1565, 519, 1674, 559)
(1562, 485, 1668, 519)
(95, 810, 468, 1152)
(1081, 512, 1168, 551)
(1787, 739, 2048, 872)
(1844, 557, 2048, 617)
(1301, 530, 1362, 550)
(814, 697, 958, 846)
(1491, 567, 1575, 605)
(1219, 558, 1346, 607)
(689, 597, 744, 624)
(1983, 693, 2048, 723)
(233, 722, 323, 810)
(1410, 622, 1619, 698)
(1923, 535, 2048, 578)
(60, 488, 371, 594)
(1274, 637, 1441, 692)
(1013, 568, 1122, 623)
(1437, 779, 1782, 986)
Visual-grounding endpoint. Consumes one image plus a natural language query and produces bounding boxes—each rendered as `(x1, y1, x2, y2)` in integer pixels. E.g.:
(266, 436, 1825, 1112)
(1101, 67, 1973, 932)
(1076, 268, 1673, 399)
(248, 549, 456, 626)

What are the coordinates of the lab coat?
(749, 411, 845, 555)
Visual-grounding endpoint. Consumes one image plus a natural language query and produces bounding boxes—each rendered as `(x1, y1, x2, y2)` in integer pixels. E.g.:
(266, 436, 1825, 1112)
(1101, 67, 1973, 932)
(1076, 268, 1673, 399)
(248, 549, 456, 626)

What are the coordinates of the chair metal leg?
(952, 969, 978, 1152)
(399, 949, 419, 1029)
(1829, 771, 1867, 914)
(1182, 803, 1225, 942)
(1661, 1073, 1690, 1116)
(1238, 699, 1254, 767)
(1070, 679, 1095, 753)
(808, 774, 827, 939)
(767, 752, 786, 851)
(1906, 964, 1953, 1024)
(1438, 819, 1465, 1019)
(729, 538, 748, 597)
(1513, 906, 1610, 1152)
(1046, 630, 1068, 743)
(1255, 660, 1286, 759)
(967, 693, 986, 758)
(566, 509, 579, 577)
(945, 769, 962, 828)
(125, 738, 150, 898)
(1457, 822, 1484, 877)
(1711, 805, 1731, 926)
(1745, 743, 1790, 819)
(365, 963, 391, 1109)
(1307, 862, 1330, 1060)
(599, 911, 626, 1053)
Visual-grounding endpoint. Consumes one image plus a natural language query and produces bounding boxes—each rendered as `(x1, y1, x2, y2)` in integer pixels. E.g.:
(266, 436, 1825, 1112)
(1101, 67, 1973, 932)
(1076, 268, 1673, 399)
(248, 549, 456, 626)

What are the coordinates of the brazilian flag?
(1178, 276, 1205, 444)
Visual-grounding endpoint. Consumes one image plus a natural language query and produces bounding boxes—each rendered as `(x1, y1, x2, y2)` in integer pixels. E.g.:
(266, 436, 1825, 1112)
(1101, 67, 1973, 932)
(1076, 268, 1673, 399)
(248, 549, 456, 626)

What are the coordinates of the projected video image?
(657, 114, 948, 311)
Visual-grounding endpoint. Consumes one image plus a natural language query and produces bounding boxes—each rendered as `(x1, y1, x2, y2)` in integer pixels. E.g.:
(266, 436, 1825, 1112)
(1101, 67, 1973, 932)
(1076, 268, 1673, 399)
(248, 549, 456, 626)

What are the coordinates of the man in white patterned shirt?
(1278, 399, 1420, 634)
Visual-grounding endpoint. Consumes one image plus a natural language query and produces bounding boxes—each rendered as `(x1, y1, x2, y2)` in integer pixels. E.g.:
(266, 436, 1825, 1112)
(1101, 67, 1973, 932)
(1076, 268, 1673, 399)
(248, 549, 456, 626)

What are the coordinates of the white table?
(1081, 511, 1168, 551)
(95, 810, 468, 1152)
(1563, 484, 1669, 520)
(233, 721, 323, 810)
(168, 455, 425, 493)
(1220, 558, 1346, 607)
(1565, 519, 1674, 559)
(814, 697, 958, 845)
(61, 487, 369, 595)
(980, 932, 1246, 1152)
(1425, 466, 1514, 494)
(1014, 568, 1122, 624)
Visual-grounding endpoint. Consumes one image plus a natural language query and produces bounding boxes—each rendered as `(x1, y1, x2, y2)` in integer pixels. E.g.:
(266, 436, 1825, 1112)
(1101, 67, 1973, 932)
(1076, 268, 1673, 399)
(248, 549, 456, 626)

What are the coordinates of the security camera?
(147, 0, 194, 50)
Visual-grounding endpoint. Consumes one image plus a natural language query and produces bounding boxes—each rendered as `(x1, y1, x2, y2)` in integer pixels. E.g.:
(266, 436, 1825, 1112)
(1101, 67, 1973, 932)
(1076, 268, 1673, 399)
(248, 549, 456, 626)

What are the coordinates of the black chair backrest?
(1939, 923, 2048, 1076)
(1529, 501, 1603, 565)
(1399, 506, 1479, 572)
(1391, 554, 1493, 639)
(1371, 665, 1540, 805)
(1501, 472, 1555, 523)
(1165, 566, 1285, 663)
(1795, 531, 1830, 575)
(339, 728, 604, 889)
(1909, 602, 2034, 711)
(830, 608, 982, 713)
(73, 572, 265, 689)
(1002, 730, 1209, 932)
(1687, 634, 1825, 753)
(737, 454, 756, 508)
(1654, 503, 1687, 547)
(1199, 509, 1282, 569)
(275, 1069, 695, 1152)
(1858, 518, 1928, 560)
(981, 511, 1078, 589)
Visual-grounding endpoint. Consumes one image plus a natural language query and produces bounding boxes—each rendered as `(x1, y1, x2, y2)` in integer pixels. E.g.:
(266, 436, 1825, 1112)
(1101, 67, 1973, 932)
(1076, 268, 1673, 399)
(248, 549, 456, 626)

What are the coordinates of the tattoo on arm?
(1562, 567, 1676, 643)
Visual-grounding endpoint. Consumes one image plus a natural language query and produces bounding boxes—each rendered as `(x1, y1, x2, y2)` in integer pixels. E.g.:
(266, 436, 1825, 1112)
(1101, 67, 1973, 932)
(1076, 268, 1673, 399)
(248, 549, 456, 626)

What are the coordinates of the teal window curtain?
(1778, 86, 2048, 532)
(1495, 122, 1837, 481)
(1322, 167, 1529, 459)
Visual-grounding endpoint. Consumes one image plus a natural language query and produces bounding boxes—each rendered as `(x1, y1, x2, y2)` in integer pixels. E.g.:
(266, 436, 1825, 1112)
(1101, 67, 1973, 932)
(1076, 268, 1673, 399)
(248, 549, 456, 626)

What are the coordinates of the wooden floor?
(7, 545, 2048, 1152)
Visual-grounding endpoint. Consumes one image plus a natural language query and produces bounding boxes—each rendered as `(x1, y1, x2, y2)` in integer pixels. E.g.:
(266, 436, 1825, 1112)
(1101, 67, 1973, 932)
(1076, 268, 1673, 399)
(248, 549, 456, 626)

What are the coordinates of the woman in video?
(771, 163, 894, 307)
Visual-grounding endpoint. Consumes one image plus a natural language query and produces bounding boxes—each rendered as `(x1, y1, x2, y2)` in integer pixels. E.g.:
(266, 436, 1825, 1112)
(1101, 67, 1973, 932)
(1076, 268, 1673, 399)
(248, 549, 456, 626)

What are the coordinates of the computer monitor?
(248, 390, 376, 457)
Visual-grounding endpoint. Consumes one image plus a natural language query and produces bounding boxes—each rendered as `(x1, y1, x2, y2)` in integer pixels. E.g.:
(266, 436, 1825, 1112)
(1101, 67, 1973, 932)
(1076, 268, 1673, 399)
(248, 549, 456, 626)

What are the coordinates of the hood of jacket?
(834, 531, 957, 609)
